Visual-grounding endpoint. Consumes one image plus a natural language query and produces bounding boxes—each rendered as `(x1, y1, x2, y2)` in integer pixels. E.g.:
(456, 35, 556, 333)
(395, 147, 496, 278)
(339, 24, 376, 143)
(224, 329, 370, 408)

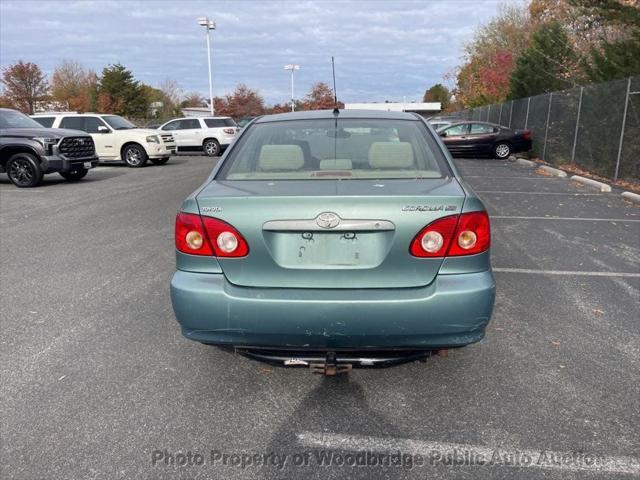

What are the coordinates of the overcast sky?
(0, 0, 509, 105)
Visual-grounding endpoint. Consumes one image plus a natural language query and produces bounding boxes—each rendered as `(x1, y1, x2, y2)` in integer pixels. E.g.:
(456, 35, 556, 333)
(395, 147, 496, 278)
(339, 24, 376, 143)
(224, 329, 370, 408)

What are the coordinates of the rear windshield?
(204, 118, 237, 128)
(217, 118, 448, 180)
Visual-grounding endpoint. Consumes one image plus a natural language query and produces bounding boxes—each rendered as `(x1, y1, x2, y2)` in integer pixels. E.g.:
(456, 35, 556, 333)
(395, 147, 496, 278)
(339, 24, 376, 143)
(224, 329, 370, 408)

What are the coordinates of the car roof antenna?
(332, 56, 339, 115)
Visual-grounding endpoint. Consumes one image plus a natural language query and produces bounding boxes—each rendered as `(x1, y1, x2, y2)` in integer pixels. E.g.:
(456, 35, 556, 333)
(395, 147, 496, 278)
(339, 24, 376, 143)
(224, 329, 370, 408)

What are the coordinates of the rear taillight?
(410, 216, 458, 257)
(523, 130, 532, 140)
(202, 216, 249, 257)
(175, 212, 249, 257)
(447, 211, 490, 256)
(410, 212, 490, 257)
(223, 128, 235, 135)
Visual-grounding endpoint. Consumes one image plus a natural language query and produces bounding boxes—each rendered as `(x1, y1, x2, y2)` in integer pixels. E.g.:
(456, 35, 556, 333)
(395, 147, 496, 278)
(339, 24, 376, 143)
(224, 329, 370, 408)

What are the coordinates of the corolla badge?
(316, 212, 341, 229)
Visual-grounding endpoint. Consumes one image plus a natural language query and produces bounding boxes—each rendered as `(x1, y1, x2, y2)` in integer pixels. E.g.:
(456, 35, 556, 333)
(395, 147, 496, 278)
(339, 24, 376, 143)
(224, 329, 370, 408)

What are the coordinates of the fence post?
(508, 101, 514, 128)
(570, 87, 584, 164)
(524, 97, 531, 129)
(542, 93, 553, 161)
(487, 104, 491, 122)
(614, 77, 632, 182)
(498, 103, 503, 125)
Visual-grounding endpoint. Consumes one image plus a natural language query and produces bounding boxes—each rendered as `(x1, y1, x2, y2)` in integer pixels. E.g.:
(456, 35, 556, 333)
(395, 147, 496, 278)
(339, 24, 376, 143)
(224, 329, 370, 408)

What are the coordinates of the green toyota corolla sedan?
(171, 109, 495, 372)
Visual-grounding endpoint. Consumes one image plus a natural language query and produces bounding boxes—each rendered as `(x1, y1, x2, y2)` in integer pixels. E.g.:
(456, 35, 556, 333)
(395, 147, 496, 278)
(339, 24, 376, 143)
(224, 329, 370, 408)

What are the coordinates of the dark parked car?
(0, 108, 98, 187)
(437, 121, 531, 159)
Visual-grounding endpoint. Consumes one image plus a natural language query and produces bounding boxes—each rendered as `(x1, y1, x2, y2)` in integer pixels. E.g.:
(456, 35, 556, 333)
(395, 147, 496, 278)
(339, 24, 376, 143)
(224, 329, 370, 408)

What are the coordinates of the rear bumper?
(170, 270, 496, 350)
(512, 139, 532, 153)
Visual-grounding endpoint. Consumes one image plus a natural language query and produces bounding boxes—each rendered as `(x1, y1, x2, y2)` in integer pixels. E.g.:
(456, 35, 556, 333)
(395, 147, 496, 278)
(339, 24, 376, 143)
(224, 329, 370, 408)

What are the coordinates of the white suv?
(158, 117, 238, 156)
(31, 113, 177, 167)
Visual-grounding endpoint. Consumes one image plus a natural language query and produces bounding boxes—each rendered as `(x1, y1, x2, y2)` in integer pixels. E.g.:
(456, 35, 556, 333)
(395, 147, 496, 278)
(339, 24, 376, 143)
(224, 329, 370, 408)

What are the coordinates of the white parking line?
(477, 191, 603, 196)
(297, 432, 640, 475)
(491, 215, 640, 223)
(493, 268, 640, 278)
(463, 176, 560, 179)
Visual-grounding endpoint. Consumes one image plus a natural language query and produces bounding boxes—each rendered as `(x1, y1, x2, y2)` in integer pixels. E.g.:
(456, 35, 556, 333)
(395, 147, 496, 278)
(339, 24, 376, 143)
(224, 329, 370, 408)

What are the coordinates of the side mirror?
(439, 131, 447, 137)
(97, 126, 110, 133)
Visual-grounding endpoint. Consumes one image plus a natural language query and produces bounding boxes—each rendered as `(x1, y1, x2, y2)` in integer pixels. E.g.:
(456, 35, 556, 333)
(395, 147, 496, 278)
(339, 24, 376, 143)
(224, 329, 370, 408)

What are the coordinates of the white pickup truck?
(31, 113, 176, 167)
(158, 116, 238, 156)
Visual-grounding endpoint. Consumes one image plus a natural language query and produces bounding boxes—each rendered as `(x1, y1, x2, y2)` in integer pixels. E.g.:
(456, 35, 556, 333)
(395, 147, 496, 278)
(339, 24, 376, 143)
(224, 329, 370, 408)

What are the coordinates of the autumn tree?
(97, 63, 148, 117)
(301, 82, 340, 110)
(423, 84, 451, 110)
(181, 92, 207, 108)
(219, 84, 265, 118)
(0, 61, 49, 113)
(455, 4, 533, 107)
(51, 60, 97, 112)
(509, 22, 578, 98)
(267, 103, 292, 114)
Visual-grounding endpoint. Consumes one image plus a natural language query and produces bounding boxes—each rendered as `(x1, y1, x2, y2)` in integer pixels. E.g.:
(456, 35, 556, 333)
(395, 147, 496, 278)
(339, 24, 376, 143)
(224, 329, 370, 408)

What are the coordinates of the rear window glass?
(33, 117, 55, 128)
(217, 118, 448, 180)
(205, 118, 236, 128)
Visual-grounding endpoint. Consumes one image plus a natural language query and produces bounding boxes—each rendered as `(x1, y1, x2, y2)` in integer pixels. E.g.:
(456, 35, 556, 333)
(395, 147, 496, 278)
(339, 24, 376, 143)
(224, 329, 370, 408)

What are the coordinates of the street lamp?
(283, 64, 300, 112)
(198, 16, 216, 116)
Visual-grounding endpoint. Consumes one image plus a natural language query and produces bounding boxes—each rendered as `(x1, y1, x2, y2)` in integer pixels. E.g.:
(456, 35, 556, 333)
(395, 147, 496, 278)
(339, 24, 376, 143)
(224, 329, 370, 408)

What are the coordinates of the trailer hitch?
(309, 351, 352, 376)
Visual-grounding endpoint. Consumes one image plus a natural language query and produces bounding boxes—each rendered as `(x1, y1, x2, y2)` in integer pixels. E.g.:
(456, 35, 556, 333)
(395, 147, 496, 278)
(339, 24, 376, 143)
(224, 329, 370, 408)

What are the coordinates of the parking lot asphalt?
(1, 156, 639, 480)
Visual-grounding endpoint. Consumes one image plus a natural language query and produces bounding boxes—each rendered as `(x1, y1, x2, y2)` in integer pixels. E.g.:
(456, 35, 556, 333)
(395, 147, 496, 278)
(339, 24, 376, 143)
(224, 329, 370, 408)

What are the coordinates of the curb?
(516, 158, 536, 167)
(507, 155, 517, 162)
(621, 191, 640, 203)
(570, 175, 612, 193)
(538, 165, 567, 177)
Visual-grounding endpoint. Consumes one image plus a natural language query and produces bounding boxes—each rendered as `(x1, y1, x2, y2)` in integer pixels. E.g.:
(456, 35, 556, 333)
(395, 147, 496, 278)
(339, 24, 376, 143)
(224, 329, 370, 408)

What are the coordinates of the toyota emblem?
(316, 212, 340, 229)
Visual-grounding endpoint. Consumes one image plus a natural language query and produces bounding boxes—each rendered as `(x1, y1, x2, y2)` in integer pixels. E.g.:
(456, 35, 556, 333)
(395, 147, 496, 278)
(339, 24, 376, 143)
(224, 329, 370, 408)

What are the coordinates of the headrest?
(368, 142, 414, 169)
(319, 159, 353, 170)
(258, 145, 304, 171)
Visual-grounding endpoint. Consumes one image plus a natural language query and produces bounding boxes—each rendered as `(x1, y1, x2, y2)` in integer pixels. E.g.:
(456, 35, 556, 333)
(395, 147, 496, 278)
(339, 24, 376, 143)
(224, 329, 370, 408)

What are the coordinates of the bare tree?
(51, 59, 97, 112)
(159, 78, 183, 108)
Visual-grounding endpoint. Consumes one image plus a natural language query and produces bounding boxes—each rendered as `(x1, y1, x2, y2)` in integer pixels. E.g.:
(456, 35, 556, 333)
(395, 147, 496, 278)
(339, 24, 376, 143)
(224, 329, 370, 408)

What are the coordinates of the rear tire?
(493, 142, 511, 159)
(150, 157, 169, 165)
(6, 153, 43, 188)
(122, 144, 148, 167)
(203, 139, 220, 157)
(60, 168, 88, 181)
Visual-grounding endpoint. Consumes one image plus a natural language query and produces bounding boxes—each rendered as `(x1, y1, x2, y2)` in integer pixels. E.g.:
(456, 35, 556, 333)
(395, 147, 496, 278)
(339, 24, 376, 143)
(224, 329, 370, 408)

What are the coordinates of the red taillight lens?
(175, 212, 249, 257)
(201, 216, 249, 257)
(410, 215, 458, 257)
(523, 130, 532, 140)
(448, 211, 490, 256)
(223, 128, 235, 135)
(410, 212, 490, 257)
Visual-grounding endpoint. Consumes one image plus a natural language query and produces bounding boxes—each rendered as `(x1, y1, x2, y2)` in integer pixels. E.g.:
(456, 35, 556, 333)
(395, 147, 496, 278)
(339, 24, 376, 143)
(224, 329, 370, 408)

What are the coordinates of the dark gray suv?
(0, 108, 99, 188)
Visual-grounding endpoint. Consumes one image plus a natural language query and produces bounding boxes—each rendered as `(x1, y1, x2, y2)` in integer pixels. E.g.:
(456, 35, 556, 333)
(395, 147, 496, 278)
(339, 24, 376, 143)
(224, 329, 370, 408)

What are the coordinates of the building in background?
(180, 107, 212, 117)
(344, 102, 441, 118)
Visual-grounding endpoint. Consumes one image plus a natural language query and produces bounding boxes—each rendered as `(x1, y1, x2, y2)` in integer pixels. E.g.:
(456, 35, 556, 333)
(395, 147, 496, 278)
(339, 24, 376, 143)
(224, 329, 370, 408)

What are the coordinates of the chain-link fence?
(450, 76, 640, 181)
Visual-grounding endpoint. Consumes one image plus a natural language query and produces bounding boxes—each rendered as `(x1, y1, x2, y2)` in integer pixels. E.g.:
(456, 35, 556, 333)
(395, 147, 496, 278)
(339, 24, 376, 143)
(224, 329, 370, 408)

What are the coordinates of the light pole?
(198, 16, 216, 116)
(283, 64, 300, 112)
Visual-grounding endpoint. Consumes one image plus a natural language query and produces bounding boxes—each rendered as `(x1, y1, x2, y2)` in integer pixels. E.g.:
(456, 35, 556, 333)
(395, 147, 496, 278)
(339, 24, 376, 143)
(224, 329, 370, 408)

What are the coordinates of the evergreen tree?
(509, 22, 577, 99)
(97, 64, 148, 117)
(423, 84, 451, 110)
(585, 31, 640, 82)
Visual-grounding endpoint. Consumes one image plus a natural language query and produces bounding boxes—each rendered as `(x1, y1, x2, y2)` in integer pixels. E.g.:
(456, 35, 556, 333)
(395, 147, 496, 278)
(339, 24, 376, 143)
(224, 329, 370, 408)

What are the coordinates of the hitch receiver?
(310, 351, 352, 375)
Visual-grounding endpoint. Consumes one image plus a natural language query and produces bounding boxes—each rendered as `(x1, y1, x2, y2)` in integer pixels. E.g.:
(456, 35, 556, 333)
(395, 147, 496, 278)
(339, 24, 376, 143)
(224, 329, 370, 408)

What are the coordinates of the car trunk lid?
(196, 178, 465, 288)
